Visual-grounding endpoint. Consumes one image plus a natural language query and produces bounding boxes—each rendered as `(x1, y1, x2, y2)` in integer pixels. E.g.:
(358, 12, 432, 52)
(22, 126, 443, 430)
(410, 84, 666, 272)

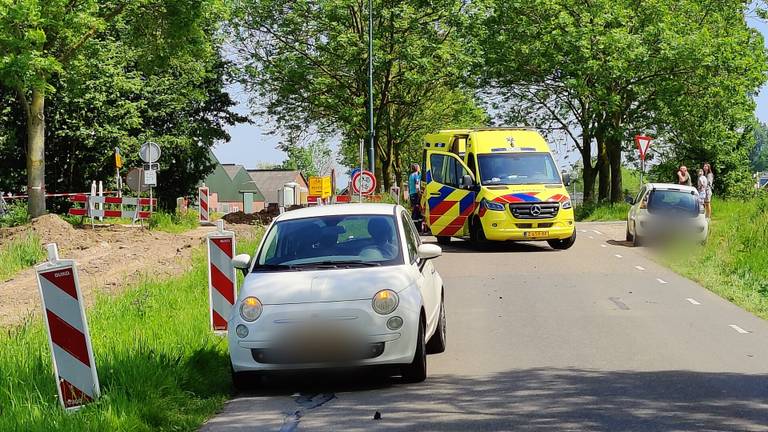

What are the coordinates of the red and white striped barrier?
(199, 186, 210, 224)
(35, 244, 100, 410)
(68, 195, 155, 220)
(207, 220, 237, 332)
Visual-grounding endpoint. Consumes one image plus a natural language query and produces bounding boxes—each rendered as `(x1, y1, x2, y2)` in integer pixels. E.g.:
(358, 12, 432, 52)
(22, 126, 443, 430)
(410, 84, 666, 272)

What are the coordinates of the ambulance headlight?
(562, 200, 572, 209)
(482, 199, 505, 211)
(240, 297, 262, 322)
(372, 290, 399, 315)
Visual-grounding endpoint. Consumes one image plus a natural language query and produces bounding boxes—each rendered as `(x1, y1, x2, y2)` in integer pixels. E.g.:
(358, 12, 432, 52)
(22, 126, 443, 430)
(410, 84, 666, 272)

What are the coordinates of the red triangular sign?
(634, 135, 652, 161)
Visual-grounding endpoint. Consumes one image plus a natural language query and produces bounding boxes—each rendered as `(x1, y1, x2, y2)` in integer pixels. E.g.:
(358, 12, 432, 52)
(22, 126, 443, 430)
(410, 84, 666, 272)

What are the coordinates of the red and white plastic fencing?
(198, 186, 210, 224)
(207, 220, 237, 332)
(68, 195, 156, 220)
(35, 244, 100, 410)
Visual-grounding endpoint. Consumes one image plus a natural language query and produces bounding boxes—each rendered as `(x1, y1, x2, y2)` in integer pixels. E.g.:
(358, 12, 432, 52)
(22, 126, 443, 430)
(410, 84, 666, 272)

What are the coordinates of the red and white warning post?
(207, 220, 237, 332)
(35, 243, 100, 410)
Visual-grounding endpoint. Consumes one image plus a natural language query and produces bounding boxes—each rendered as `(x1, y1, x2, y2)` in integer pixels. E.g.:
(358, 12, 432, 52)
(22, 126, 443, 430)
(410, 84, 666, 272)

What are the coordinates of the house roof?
(222, 164, 242, 180)
(247, 169, 308, 204)
(203, 156, 265, 202)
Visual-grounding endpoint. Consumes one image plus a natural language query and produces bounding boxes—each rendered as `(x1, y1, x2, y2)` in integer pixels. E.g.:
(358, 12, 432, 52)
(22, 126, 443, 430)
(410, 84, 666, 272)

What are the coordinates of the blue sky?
(212, 13, 768, 179)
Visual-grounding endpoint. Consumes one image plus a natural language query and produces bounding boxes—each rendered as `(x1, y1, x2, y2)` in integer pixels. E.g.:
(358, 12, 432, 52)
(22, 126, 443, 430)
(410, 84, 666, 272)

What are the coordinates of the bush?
(0, 201, 30, 227)
(0, 234, 45, 280)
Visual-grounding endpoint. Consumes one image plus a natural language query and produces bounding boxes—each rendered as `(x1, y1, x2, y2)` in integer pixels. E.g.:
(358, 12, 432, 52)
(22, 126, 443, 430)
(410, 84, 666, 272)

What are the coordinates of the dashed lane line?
(686, 298, 701, 305)
(614, 254, 623, 258)
(589, 236, 595, 239)
(729, 325, 750, 334)
(656, 278, 668, 284)
(635, 265, 646, 271)
(600, 244, 607, 248)
(592, 230, 604, 235)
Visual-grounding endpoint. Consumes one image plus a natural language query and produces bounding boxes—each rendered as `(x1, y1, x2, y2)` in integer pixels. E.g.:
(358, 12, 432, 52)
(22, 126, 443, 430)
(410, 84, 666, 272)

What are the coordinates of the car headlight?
(561, 200, 572, 209)
(481, 199, 505, 211)
(239, 296, 262, 322)
(372, 289, 399, 315)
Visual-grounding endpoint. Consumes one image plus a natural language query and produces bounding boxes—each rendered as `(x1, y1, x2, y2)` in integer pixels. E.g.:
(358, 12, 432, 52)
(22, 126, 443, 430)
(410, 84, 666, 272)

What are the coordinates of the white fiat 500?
(228, 204, 446, 388)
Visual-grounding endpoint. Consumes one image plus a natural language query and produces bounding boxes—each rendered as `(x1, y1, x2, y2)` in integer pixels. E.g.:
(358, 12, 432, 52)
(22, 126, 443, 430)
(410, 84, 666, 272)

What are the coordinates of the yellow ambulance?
(421, 128, 576, 249)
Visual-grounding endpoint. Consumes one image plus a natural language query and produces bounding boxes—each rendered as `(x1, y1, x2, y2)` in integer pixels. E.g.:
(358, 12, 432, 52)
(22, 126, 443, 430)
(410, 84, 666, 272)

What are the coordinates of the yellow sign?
(309, 176, 332, 198)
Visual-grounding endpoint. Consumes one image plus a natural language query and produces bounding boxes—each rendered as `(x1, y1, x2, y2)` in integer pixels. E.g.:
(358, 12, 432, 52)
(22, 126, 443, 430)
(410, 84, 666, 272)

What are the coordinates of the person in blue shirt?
(408, 164, 423, 230)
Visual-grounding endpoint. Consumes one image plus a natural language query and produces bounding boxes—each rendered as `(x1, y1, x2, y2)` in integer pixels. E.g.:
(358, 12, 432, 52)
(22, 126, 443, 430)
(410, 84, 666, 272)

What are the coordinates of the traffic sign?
(351, 170, 376, 195)
(126, 168, 150, 192)
(144, 170, 157, 186)
(634, 135, 652, 161)
(139, 141, 161, 163)
(143, 163, 159, 171)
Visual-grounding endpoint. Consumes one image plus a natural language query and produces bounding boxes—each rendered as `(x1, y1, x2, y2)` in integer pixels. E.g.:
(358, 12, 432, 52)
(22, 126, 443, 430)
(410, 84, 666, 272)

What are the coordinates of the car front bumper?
(228, 297, 420, 372)
(480, 207, 575, 241)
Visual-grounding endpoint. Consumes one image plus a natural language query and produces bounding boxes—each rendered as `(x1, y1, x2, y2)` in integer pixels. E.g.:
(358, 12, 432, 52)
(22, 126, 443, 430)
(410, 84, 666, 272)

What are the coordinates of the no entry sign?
(207, 221, 237, 332)
(36, 244, 100, 410)
(351, 170, 376, 195)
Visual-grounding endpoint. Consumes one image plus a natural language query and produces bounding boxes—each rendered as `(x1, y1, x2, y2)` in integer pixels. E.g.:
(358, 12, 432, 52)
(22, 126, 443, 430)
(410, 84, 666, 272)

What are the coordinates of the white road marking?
(580, 229, 588, 233)
(600, 244, 607, 248)
(588, 236, 594, 239)
(592, 230, 603, 235)
(635, 265, 645, 271)
(686, 298, 701, 305)
(729, 325, 750, 334)
(656, 278, 668, 284)
(614, 254, 623, 258)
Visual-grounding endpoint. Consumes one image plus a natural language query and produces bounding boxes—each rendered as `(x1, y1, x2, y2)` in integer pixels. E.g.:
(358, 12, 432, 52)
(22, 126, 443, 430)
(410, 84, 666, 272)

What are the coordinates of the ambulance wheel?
(548, 231, 576, 250)
(470, 220, 489, 248)
(436, 236, 451, 245)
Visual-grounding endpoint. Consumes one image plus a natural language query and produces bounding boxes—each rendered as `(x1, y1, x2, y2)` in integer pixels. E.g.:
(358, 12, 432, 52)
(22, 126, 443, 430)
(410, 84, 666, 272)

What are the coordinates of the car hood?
(241, 266, 412, 305)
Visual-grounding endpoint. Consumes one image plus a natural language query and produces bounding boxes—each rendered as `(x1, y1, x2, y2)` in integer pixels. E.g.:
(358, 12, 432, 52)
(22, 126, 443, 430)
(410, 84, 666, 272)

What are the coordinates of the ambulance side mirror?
(461, 174, 475, 190)
(562, 173, 571, 187)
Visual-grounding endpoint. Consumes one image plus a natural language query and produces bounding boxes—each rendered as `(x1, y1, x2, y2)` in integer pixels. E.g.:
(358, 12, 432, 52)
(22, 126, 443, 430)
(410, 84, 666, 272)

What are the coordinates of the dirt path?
(0, 215, 258, 328)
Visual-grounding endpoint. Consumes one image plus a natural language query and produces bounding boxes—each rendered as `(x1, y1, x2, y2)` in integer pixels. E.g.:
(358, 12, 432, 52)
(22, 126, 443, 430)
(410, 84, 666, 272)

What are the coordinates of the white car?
(228, 203, 446, 388)
(626, 183, 709, 246)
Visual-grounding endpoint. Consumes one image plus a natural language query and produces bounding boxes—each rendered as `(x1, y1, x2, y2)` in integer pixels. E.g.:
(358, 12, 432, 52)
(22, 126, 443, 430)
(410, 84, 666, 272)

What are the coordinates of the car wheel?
(625, 224, 634, 242)
(547, 231, 576, 250)
(231, 365, 261, 391)
(401, 318, 427, 383)
(436, 236, 451, 245)
(426, 297, 447, 354)
(632, 231, 643, 247)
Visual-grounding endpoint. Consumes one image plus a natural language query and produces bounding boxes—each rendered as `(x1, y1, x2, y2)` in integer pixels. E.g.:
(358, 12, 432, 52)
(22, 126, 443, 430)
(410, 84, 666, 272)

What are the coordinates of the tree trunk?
(608, 136, 623, 203)
(26, 89, 46, 218)
(597, 139, 610, 202)
(582, 162, 597, 203)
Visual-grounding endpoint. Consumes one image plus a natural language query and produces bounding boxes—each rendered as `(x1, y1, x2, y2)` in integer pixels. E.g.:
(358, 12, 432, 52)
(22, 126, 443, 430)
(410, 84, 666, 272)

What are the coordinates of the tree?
(751, 120, 768, 173)
(230, 0, 486, 190)
(278, 131, 334, 178)
(0, 0, 223, 216)
(481, 0, 767, 202)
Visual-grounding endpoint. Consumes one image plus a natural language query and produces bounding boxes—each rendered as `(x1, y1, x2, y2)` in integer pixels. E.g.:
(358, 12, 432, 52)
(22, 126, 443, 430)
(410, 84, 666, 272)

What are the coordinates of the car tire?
(231, 366, 261, 391)
(401, 319, 427, 383)
(547, 231, 576, 250)
(625, 225, 634, 242)
(436, 236, 451, 245)
(632, 231, 643, 247)
(426, 297, 447, 354)
(470, 220, 489, 249)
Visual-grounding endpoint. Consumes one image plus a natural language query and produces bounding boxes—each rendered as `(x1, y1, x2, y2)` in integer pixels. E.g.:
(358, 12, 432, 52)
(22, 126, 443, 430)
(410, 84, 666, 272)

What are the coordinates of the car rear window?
(647, 189, 699, 216)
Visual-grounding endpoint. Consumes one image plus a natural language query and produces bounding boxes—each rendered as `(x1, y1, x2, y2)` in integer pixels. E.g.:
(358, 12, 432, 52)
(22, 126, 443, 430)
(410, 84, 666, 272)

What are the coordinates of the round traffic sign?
(351, 170, 376, 195)
(139, 141, 161, 163)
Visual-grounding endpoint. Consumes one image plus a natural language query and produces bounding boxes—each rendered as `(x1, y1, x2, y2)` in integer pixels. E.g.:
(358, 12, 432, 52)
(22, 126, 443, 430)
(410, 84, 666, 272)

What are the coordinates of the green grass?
(662, 196, 768, 320)
(148, 211, 200, 234)
(0, 234, 45, 281)
(575, 202, 631, 222)
(0, 201, 30, 227)
(0, 228, 264, 431)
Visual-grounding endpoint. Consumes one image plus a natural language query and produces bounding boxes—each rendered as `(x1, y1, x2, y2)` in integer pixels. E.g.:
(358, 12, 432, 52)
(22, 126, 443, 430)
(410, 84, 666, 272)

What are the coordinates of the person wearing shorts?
(702, 163, 714, 219)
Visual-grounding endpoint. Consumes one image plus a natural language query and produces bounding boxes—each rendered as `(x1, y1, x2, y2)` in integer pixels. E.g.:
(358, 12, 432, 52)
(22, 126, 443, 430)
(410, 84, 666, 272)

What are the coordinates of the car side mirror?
(562, 173, 571, 187)
(625, 196, 635, 205)
(232, 253, 251, 276)
(461, 174, 475, 190)
(417, 244, 442, 260)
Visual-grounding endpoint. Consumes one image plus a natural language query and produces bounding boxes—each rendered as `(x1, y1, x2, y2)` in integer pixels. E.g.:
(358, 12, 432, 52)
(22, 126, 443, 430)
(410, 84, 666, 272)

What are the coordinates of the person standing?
(677, 165, 692, 186)
(408, 163, 423, 226)
(697, 169, 708, 206)
(703, 163, 714, 219)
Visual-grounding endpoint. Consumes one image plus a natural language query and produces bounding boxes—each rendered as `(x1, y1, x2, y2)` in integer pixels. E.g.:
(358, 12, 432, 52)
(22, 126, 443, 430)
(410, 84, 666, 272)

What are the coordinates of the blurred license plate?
(524, 231, 549, 238)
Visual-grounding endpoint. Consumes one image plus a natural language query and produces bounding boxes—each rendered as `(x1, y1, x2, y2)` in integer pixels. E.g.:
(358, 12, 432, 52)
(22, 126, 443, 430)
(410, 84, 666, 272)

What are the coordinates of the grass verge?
(0, 227, 264, 431)
(575, 202, 630, 222)
(148, 211, 200, 234)
(662, 196, 768, 320)
(0, 234, 45, 281)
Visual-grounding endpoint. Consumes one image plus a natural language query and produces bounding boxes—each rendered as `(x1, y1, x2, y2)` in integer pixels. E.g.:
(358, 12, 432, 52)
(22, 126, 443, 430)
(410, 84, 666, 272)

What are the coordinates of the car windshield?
(647, 189, 699, 216)
(253, 214, 403, 271)
(477, 152, 562, 185)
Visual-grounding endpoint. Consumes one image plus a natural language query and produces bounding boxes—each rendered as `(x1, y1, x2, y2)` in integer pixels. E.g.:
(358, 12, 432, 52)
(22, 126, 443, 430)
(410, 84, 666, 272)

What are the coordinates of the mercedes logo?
(530, 205, 542, 216)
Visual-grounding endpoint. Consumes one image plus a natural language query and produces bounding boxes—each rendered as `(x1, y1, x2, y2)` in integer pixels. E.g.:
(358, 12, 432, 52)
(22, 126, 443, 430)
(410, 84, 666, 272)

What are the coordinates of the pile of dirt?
(222, 205, 304, 225)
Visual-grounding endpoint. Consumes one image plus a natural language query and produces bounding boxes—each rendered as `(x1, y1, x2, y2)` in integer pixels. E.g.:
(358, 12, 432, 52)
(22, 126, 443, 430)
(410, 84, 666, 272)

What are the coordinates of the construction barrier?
(68, 195, 155, 220)
(335, 195, 352, 203)
(199, 186, 210, 224)
(207, 220, 237, 332)
(35, 244, 100, 410)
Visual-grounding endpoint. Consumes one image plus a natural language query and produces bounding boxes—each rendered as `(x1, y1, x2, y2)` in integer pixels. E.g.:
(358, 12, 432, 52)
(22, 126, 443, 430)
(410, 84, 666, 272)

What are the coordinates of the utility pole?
(367, 0, 375, 179)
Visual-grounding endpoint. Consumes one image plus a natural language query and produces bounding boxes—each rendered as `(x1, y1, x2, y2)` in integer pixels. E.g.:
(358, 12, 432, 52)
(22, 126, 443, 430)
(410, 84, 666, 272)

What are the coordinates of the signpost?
(634, 135, 652, 186)
(351, 170, 376, 196)
(139, 142, 161, 214)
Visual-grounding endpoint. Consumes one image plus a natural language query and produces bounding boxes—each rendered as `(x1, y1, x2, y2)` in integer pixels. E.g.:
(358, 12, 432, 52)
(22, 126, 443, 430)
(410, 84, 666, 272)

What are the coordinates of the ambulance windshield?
(477, 153, 562, 185)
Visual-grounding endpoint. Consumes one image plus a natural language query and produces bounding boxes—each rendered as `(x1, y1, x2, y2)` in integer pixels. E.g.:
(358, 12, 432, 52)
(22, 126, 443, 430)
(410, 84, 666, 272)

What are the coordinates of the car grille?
(251, 343, 385, 364)
(509, 202, 560, 219)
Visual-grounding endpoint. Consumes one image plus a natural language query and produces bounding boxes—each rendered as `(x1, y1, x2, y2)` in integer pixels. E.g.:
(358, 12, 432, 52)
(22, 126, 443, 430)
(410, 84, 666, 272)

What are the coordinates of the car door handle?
(430, 192, 442, 196)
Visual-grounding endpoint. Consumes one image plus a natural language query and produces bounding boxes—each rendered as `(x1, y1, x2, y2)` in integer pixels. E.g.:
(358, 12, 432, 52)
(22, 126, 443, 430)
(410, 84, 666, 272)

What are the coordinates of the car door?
(629, 186, 647, 234)
(423, 151, 476, 238)
(400, 211, 439, 331)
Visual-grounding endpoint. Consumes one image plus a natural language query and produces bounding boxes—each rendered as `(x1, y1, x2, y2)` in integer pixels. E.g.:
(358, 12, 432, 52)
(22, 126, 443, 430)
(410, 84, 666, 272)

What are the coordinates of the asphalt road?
(201, 222, 768, 432)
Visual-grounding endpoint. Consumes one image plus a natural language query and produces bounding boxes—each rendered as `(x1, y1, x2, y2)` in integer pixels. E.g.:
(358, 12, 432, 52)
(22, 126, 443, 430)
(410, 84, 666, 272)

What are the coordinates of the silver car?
(626, 183, 709, 246)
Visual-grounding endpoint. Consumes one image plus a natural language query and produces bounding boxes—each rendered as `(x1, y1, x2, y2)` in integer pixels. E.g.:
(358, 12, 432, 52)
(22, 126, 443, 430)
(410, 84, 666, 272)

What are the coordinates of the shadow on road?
(607, 239, 635, 248)
(422, 238, 556, 254)
(228, 368, 768, 431)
